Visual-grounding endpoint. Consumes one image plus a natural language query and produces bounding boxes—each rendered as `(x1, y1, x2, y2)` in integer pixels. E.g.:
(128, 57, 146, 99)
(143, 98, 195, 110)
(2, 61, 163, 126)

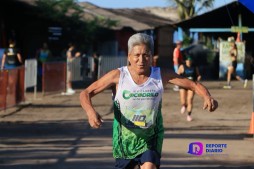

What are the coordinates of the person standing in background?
(173, 41, 184, 91)
(1, 40, 22, 70)
(152, 55, 159, 67)
(92, 52, 99, 82)
(1, 40, 23, 97)
(37, 42, 52, 63)
(224, 41, 247, 89)
(65, 43, 81, 95)
(36, 42, 52, 78)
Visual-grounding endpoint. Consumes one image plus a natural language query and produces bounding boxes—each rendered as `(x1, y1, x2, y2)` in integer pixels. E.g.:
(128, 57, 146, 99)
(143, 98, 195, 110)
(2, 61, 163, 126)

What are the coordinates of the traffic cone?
(248, 112, 254, 134)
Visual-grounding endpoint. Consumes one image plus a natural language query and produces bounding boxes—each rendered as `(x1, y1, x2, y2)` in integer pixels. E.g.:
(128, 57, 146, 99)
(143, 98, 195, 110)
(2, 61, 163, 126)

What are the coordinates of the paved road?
(0, 81, 254, 169)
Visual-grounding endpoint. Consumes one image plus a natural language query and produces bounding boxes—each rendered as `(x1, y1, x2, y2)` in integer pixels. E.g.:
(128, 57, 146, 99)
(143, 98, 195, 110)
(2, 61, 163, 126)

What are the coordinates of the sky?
(78, 0, 235, 11)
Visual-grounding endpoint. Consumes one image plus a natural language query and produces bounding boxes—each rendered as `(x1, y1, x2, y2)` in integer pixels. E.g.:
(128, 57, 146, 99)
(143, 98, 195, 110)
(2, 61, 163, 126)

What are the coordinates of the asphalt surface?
(0, 80, 254, 169)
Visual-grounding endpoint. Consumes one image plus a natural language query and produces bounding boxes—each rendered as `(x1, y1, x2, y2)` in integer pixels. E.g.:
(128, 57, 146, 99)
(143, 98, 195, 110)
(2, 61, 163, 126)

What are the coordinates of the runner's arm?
(162, 68, 218, 112)
(80, 69, 120, 128)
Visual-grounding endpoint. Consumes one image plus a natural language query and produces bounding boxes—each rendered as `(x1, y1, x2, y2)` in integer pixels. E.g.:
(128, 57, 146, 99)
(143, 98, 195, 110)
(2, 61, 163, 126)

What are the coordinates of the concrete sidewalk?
(0, 81, 254, 168)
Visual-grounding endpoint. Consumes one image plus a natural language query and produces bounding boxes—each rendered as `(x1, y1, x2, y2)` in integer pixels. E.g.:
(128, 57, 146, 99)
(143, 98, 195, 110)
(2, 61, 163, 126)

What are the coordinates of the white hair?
(128, 33, 154, 55)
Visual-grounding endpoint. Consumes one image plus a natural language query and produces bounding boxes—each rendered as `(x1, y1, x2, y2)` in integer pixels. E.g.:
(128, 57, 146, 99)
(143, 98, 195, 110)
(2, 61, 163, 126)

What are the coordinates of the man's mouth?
(138, 65, 145, 67)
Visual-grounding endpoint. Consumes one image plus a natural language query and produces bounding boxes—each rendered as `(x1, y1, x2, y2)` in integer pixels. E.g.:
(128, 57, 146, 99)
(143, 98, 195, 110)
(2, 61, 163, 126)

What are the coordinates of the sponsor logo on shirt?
(122, 90, 159, 100)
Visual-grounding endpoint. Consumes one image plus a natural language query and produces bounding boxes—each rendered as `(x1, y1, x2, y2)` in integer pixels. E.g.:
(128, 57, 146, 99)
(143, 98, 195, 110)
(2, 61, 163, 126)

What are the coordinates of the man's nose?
(139, 55, 146, 62)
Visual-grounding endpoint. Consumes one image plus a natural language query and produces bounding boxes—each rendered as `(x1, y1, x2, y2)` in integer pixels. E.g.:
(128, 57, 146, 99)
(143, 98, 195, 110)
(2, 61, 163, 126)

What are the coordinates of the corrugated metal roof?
(79, 2, 176, 31)
(11, 0, 178, 31)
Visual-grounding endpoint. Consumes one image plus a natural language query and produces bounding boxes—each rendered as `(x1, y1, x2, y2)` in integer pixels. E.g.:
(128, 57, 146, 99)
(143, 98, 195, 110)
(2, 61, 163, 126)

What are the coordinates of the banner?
(219, 41, 245, 78)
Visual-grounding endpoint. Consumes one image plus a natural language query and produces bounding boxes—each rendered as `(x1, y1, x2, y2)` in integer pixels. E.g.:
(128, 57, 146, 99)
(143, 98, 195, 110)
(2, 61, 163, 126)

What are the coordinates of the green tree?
(168, 0, 215, 20)
(36, 0, 83, 23)
(36, 0, 117, 27)
(35, 0, 117, 51)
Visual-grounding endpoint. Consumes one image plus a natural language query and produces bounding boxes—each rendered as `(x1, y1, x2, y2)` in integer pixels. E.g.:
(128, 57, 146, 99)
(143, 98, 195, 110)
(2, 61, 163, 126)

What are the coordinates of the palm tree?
(168, 0, 215, 20)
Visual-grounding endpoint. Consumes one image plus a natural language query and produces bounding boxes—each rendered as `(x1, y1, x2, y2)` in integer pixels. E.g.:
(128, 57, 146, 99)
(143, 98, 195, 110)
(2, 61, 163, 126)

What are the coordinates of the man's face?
(128, 44, 152, 74)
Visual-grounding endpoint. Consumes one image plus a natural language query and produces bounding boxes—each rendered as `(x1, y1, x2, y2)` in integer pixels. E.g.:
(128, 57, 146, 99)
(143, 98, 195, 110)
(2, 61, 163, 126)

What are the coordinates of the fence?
(63, 56, 127, 80)
(25, 59, 37, 98)
(0, 66, 25, 110)
(98, 56, 127, 78)
(69, 56, 93, 81)
(0, 56, 127, 110)
(0, 70, 8, 110)
(42, 62, 66, 94)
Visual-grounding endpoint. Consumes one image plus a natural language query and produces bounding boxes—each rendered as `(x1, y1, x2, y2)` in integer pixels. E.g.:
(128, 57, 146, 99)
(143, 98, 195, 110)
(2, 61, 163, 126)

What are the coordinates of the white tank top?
(114, 66, 164, 128)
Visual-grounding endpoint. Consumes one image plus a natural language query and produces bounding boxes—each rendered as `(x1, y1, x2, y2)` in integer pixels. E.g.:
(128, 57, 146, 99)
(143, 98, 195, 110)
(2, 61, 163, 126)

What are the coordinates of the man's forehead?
(131, 50, 151, 55)
(132, 46, 150, 51)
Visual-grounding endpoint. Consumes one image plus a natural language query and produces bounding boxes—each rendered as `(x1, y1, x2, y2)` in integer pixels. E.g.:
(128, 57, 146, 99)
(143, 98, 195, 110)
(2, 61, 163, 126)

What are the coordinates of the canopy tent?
(239, 0, 254, 14)
(175, 1, 254, 30)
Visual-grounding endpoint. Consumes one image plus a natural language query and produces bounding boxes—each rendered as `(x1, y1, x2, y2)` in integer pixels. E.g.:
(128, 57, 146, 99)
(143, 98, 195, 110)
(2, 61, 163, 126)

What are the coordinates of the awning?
(239, 0, 254, 14)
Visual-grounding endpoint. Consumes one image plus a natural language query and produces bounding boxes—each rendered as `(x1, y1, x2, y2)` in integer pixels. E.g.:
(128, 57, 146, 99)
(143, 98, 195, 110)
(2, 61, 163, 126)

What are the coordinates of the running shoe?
(187, 115, 192, 122)
(223, 85, 232, 89)
(180, 106, 186, 114)
(66, 88, 75, 95)
(173, 86, 179, 91)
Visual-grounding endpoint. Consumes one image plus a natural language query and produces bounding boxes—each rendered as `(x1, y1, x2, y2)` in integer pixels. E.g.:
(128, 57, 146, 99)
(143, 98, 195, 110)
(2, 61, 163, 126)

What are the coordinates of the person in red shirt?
(172, 41, 184, 91)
